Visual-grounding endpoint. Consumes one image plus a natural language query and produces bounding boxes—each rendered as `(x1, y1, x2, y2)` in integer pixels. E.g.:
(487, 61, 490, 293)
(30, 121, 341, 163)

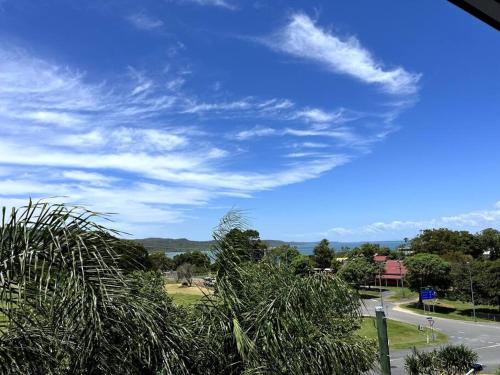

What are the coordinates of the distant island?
(134, 238, 403, 254)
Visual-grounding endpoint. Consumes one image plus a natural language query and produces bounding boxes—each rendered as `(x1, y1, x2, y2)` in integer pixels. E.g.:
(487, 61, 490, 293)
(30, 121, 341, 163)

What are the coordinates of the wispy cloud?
(126, 13, 164, 30)
(0, 45, 359, 235)
(0, 31, 417, 237)
(295, 108, 347, 123)
(178, 0, 236, 10)
(263, 13, 421, 95)
(181, 97, 294, 116)
(234, 126, 277, 140)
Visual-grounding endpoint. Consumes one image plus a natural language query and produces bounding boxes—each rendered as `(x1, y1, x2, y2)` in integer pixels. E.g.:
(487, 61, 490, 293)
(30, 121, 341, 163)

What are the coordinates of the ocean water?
(165, 240, 403, 258)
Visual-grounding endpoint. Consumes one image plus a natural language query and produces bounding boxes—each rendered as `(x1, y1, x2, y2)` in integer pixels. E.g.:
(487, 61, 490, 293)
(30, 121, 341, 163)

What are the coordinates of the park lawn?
(402, 299, 499, 323)
(170, 293, 204, 307)
(165, 283, 213, 307)
(357, 317, 447, 350)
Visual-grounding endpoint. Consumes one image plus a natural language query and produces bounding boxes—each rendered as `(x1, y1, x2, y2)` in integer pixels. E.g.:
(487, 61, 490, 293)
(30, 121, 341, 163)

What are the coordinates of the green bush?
(405, 344, 478, 375)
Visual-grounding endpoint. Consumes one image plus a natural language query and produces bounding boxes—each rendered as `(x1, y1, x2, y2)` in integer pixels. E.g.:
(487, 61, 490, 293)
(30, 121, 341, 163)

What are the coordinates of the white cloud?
(56, 130, 106, 147)
(166, 77, 185, 91)
(0, 42, 415, 237)
(285, 152, 322, 158)
(179, 0, 236, 10)
(284, 127, 358, 144)
(264, 13, 420, 95)
(181, 97, 294, 115)
(295, 108, 345, 123)
(127, 13, 164, 30)
(21, 111, 83, 127)
(0, 139, 215, 174)
(62, 170, 116, 186)
(299, 142, 329, 148)
(322, 202, 500, 238)
(234, 126, 276, 140)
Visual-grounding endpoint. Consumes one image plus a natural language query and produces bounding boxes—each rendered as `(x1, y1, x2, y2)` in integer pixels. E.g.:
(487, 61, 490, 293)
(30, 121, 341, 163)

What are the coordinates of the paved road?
(362, 294, 500, 374)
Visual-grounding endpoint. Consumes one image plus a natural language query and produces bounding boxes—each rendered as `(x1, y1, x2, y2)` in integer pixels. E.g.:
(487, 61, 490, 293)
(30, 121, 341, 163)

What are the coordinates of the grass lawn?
(402, 299, 499, 323)
(165, 283, 213, 307)
(357, 317, 447, 350)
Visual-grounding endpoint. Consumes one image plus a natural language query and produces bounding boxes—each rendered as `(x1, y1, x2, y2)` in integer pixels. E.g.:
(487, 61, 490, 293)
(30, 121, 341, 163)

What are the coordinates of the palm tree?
(405, 345, 478, 375)
(0, 200, 190, 374)
(0, 202, 378, 374)
(191, 210, 378, 374)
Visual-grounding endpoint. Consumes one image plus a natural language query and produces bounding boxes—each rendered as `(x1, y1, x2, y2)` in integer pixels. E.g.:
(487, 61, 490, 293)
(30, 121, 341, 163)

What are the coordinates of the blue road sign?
(421, 288, 437, 300)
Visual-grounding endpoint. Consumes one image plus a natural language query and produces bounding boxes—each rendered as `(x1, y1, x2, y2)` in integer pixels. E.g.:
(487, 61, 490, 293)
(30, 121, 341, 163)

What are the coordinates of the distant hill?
(134, 238, 402, 254)
(135, 238, 214, 253)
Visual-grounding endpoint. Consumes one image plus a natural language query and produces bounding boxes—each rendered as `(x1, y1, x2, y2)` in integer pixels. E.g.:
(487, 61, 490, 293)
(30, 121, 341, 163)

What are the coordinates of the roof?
(383, 260, 407, 275)
(374, 255, 388, 263)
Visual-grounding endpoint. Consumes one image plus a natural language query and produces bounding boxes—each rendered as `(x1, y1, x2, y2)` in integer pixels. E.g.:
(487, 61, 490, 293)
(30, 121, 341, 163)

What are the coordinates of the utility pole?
(379, 267, 384, 308)
(466, 262, 477, 322)
(376, 306, 391, 375)
(397, 259, 405, 298)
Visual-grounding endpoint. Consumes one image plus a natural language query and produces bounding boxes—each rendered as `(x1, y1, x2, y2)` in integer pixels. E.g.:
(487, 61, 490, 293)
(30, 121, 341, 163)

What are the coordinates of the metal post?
(375, 306, 391, 375)
(379, 268, 384, 308)
(467, 262, 477, 322)
(398, 260, 405, 298)
(402, 276, 405, 297)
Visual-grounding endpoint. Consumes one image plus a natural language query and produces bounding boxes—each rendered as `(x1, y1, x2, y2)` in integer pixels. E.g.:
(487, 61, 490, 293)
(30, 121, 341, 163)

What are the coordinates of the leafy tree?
(115, 239, 151, 272)
(405, 345, 478, 375)
(476, 228, 500, 260)
(479, 259, 500, 310)
(449, 259, 500, 311)
(222, 228, 268, 263)
(410, 228, 482, 258)
(174, 251, 210, 270)
(148, 252, 176, 272)
(289, 254, 314, 275)
(404, 253, 451, 305)
(176, 263, 195, 286)
(338, 257, 378, 289)
(349, 243, 391, 261)
(469, 259, 500, 310)
(313, 239, 334, 269)
(265, 244, 300, 266)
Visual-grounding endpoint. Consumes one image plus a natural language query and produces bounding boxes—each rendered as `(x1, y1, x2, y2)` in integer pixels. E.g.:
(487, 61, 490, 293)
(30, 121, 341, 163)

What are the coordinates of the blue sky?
(0, 0, 499, 241)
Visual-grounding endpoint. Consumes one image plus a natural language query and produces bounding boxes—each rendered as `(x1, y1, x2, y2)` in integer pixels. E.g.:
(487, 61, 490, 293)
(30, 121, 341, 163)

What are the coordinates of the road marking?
(473, 343, 500, 350)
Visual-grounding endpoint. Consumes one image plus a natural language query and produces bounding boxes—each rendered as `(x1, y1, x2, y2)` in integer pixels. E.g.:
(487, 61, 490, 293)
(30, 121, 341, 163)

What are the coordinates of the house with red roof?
(374, 256, 407, 287)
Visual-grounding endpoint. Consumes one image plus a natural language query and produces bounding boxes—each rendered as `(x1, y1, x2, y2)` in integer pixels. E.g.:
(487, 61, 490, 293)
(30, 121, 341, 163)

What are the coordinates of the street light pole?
(397, 259, 405, 298)
(379, 267, 384, 308)
(466, 262, 476, 322)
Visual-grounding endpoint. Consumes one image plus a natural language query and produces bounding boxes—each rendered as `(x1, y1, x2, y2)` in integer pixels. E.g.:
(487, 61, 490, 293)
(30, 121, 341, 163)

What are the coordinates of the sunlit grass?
(403, 299, 499, 322)
(357, 317, 447, 350)
(164, 283, 213, 307)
